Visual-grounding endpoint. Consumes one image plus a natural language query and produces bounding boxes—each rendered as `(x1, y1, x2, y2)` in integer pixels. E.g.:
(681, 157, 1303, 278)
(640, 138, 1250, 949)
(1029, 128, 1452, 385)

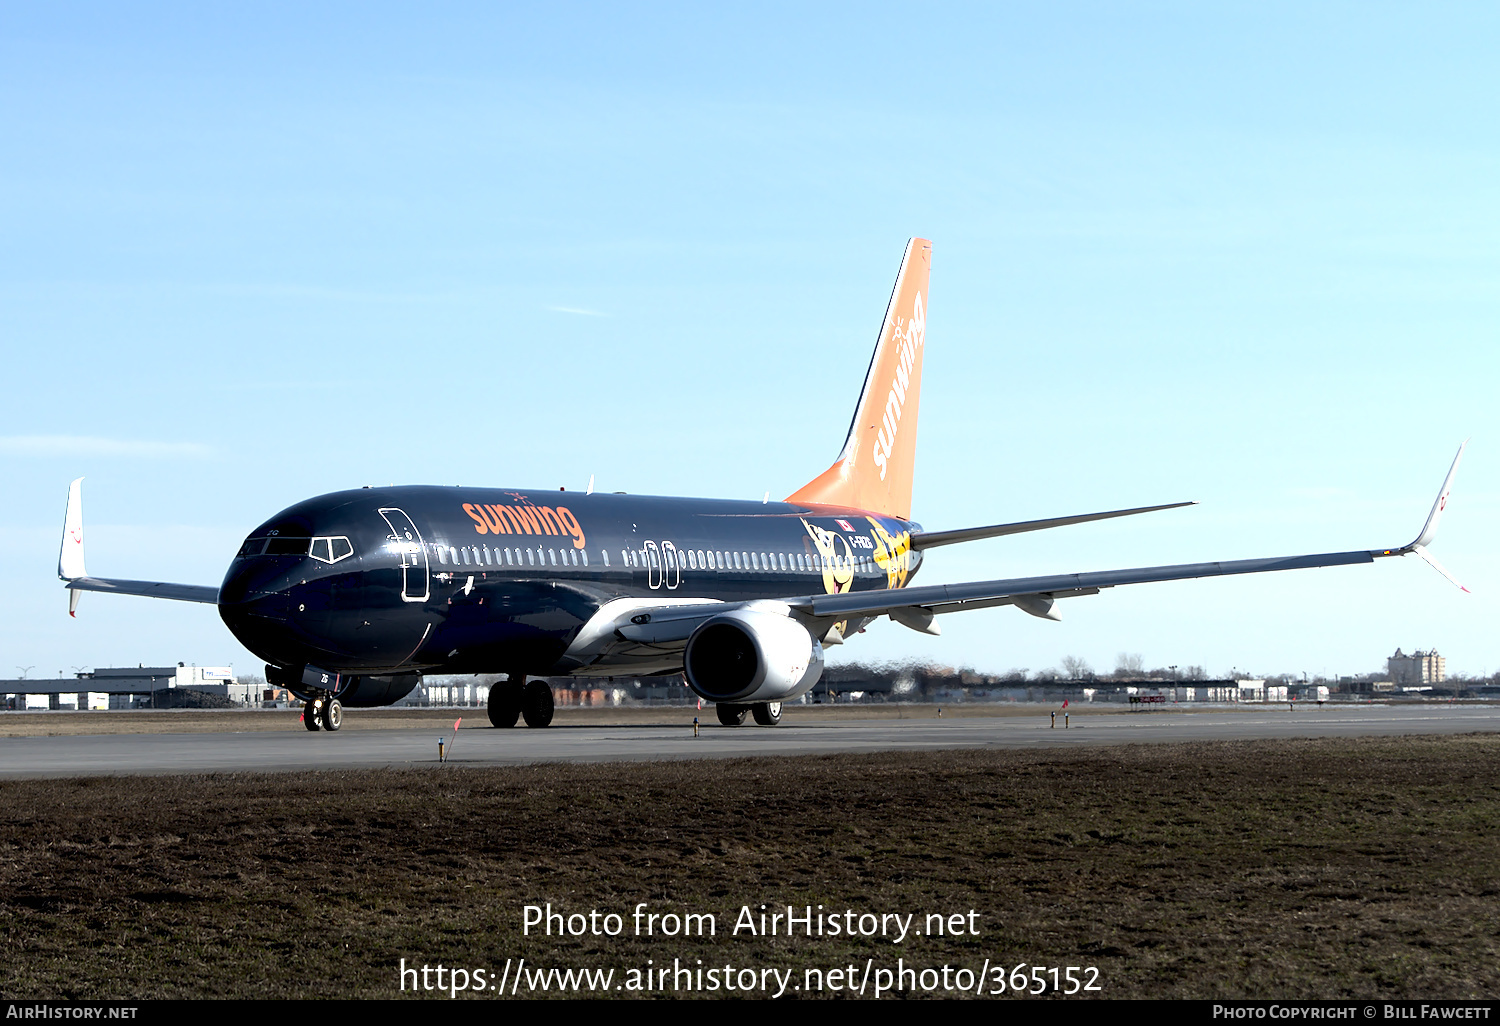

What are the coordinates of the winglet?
(59, 477, 87, 581)
(59, 477, 87, 616)
(1375, 441, 1469, 592)
(1412, 544, 1470, 594)
(1406, 439, 1466, 552)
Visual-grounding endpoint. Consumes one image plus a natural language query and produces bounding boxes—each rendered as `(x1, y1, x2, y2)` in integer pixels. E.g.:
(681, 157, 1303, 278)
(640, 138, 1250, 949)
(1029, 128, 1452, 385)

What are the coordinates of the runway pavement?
(1, 703, 1496, 778)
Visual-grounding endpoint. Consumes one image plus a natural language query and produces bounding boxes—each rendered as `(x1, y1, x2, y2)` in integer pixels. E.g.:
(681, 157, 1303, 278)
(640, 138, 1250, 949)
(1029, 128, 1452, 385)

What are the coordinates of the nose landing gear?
(301, 696, 343, 732)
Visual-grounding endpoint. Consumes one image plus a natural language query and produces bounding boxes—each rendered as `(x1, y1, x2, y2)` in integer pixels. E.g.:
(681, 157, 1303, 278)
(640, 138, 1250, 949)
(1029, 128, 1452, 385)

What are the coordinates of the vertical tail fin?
(786, 237, 931, 519)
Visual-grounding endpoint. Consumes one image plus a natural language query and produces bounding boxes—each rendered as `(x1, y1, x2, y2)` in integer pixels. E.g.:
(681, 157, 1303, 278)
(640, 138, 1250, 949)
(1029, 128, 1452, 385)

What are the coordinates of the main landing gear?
(716, 701, 781, 727)
(487, 674, 554, 729)
(302, 696, 343, 732)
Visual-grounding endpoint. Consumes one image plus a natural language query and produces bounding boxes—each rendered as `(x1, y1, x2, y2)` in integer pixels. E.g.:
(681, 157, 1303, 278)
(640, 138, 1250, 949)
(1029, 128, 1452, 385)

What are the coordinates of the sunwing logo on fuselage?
(870, 291, 924, 482)
(462, 496, 587, 549)
(802, 517, 913, 594)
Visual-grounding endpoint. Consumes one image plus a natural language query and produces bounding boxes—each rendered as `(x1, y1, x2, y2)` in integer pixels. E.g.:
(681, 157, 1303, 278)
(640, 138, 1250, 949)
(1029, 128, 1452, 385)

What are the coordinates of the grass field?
(2, 734, 1496, 1000)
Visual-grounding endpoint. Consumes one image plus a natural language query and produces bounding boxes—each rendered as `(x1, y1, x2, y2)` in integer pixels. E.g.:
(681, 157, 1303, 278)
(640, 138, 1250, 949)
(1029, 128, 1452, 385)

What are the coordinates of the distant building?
(1, 665, 238, 710)
(1388, 648, 1445, 686)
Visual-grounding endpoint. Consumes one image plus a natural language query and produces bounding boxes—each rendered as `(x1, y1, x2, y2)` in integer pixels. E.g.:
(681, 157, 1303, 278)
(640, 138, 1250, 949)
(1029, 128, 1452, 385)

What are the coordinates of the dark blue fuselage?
(218, 486, 923, 686)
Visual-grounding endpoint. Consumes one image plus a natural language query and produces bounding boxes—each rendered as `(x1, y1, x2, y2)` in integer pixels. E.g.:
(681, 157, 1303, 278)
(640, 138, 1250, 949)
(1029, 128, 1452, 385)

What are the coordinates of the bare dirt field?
(1, 734, 1496, 1000)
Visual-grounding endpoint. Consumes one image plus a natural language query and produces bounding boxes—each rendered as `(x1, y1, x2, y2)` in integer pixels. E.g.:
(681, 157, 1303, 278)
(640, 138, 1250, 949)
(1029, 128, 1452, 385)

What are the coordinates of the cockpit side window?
(309, 536, 355, 564)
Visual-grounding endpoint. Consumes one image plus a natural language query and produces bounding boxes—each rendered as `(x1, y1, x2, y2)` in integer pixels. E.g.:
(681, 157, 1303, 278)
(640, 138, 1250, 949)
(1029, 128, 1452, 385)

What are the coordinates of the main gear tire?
(521, 680, 554, 728)
(716, 703, 747, 727)
(488, 678, 522, 728)
(751, 701, 782, 726)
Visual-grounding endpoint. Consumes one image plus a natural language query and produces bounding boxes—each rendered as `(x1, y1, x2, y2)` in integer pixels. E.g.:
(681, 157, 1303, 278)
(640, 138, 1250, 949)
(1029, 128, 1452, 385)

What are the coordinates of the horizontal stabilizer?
(910, 501, 1195, 550)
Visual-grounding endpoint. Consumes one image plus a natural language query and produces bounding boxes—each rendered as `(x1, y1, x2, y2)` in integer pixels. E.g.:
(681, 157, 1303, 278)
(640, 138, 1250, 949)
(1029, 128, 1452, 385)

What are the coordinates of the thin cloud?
(546, 305, 607, 317)
(0, 436, 213, 458)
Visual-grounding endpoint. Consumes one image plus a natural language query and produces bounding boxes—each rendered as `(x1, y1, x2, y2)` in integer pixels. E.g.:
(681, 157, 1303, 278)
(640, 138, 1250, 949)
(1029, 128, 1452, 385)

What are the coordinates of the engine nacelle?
(683, 609, 825, 704)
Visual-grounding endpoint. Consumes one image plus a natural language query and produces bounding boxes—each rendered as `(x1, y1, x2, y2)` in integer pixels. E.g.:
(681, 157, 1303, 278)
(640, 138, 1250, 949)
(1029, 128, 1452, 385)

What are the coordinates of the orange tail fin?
(786, 238, 931, 520)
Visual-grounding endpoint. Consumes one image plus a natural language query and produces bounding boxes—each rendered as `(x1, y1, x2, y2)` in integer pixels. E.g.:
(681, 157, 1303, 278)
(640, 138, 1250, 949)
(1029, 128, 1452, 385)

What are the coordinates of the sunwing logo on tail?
(871, 292, 924, 481)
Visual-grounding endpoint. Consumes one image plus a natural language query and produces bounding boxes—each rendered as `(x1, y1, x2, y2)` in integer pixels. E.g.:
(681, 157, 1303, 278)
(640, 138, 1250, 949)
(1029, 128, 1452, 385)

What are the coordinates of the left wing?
(615, 444, 1469, 645)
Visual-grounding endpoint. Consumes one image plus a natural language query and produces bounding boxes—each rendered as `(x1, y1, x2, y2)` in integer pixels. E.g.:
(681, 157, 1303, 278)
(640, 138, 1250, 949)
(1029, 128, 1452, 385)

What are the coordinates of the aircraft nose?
(218, 558, 296, 622)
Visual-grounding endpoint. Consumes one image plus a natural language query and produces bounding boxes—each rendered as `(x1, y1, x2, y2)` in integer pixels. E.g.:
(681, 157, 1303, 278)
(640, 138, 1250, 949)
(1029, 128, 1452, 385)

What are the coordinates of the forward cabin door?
(378, 507, 430, 603)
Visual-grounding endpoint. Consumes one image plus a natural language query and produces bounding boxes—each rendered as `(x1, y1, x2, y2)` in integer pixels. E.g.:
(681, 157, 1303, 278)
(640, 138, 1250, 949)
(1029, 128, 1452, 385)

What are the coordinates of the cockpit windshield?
(310, 537, 355, 564)
(236, 535, 354, 563)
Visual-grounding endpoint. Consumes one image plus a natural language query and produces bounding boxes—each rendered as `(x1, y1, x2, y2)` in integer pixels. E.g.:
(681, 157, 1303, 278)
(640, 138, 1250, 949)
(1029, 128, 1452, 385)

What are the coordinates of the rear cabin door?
(662, 541, 681, 590)
(644, 541, 662, 590)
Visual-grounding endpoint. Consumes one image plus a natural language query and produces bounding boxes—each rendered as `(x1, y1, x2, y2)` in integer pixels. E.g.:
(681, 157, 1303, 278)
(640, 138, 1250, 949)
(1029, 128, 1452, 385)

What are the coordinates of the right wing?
(58, 478, 220, 615)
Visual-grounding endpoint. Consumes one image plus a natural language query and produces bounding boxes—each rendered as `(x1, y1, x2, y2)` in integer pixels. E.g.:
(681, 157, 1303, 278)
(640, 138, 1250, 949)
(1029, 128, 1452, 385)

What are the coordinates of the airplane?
(56, 238, 1467, 733)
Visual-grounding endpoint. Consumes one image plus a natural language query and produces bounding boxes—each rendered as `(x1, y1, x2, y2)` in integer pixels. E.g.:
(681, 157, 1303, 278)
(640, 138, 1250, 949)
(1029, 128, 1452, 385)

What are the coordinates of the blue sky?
(2, 3, 1496, 682)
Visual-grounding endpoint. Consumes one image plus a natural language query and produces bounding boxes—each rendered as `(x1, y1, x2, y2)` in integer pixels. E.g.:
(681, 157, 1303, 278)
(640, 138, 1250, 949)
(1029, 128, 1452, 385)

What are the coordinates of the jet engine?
(683, 609, 825, 704)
